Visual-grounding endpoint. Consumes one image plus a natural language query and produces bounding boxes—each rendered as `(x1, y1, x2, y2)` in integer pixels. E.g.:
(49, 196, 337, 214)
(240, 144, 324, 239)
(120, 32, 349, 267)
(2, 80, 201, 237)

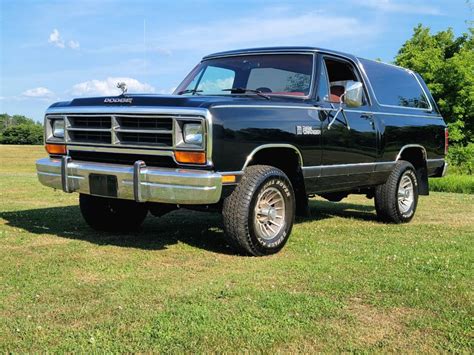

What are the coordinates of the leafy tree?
(394, 25, 473, 143)
(0, 113, 43, 144)
(0, 124, 44, 145)
(0, 114, 39, 132)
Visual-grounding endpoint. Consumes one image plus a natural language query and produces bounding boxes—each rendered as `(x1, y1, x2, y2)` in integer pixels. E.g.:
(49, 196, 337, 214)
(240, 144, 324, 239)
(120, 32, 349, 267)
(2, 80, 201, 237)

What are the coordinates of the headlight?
(183, 123, 203, 145)
(52, 119, 65, 138)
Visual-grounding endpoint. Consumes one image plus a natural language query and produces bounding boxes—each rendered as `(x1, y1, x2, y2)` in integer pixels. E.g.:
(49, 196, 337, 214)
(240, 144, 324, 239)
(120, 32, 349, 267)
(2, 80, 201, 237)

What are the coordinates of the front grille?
(69, 131, 112, 144)
(117, 116, 172, 130)
(69, 116, 111, 129)
(61, 114, 192, 149)
(117, 132, 172, 146)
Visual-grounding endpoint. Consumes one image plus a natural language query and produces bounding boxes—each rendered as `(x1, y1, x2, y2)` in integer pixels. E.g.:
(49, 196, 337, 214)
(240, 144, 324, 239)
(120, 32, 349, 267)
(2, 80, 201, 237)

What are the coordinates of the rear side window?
(361, 59, 430, 109)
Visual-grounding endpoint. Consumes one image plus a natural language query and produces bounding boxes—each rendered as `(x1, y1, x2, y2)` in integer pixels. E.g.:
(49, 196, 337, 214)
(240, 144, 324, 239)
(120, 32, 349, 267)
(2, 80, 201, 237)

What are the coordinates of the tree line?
(0, 114, 43, 145)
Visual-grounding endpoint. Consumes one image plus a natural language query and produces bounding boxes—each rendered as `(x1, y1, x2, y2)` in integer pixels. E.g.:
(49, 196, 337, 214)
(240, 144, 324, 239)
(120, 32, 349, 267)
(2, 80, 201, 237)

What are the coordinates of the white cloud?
(70, 77, 155, 96)
(87, 11, 378, 56)
(157, 87, 177, 95)
(356, 0, 441, 15)
(48, 29, 65, 48)
(199, 77, 234, 93)
(21, 87, 55, 99)
(152, 11, 378, 53)
(48, 29, 80, 49)
(68, 40, 80, 50)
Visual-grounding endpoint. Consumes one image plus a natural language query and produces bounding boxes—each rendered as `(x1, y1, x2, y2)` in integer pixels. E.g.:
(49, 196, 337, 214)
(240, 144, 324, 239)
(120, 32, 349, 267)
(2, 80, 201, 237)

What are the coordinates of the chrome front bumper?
(36, 157, 222, 204)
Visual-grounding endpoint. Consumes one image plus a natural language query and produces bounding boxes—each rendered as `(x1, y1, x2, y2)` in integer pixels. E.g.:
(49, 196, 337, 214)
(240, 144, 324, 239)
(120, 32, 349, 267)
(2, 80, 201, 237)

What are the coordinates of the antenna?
(143, 18, 146, 82)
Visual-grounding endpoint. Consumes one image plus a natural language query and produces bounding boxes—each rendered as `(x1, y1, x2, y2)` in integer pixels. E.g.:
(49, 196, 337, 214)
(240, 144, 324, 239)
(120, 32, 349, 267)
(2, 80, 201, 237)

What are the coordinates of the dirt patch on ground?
(337, 297, 436, 351)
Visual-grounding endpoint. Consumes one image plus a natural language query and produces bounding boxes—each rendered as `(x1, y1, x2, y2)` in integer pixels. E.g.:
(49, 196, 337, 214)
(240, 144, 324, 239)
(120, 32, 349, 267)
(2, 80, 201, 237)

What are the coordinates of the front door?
(316, 55, 378, 190)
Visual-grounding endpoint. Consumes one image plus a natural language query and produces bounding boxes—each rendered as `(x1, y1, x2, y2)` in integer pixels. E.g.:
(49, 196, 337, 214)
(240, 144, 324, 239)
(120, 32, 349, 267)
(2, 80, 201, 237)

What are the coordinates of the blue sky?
(0, 0, 471, 121)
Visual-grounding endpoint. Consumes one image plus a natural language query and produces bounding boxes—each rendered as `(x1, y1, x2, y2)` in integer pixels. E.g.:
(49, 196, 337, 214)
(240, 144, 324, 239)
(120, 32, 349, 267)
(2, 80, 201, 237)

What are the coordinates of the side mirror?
(344, 81, 363, 107)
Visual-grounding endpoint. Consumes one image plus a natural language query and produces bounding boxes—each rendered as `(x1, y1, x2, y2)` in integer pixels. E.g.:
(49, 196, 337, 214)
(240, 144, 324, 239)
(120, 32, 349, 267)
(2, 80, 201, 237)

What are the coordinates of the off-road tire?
(79, 194, 148, 232)
(222, 165, 295, 256)
(375, 160, 419, 223)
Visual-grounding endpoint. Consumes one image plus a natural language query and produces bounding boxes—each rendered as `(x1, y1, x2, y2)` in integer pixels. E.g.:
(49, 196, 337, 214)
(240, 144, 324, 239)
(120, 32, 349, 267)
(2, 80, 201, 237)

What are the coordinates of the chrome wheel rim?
(254, 187, 285, 240)
(398, 173, 414, 213)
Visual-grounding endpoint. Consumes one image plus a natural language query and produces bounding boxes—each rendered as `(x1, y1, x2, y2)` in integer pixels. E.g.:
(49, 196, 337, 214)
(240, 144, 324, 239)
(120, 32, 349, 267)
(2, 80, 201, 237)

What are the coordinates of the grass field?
(430, 174, 474, 194)
(1, 145, 473, 352)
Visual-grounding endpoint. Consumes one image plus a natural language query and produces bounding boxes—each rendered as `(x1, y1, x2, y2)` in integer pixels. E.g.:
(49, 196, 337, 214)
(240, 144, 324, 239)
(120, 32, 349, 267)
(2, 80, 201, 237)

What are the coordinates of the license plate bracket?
(89, 174, 118, 197)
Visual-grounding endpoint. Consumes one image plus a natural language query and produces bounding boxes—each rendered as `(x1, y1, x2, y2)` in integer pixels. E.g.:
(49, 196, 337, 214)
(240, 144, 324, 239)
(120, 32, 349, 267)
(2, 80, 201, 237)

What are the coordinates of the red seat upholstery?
(330, 85, 345, 103)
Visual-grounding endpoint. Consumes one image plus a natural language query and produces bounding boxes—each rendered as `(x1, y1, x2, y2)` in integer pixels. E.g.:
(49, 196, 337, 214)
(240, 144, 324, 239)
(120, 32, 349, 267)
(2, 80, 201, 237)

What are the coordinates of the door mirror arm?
(327, 94, 351, 130)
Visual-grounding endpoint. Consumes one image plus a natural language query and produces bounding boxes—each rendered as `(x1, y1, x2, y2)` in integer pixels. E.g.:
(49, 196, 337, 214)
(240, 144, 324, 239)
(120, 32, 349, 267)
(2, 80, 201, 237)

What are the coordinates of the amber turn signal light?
(45, 143, 67, 155)
(221, 175, 236, 183)
(175, 151, 206, 164)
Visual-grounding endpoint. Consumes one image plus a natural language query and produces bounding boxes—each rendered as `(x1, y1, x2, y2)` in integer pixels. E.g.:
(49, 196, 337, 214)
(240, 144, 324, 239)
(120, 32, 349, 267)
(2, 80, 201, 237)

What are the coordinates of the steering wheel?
(255, 87, 272, 93)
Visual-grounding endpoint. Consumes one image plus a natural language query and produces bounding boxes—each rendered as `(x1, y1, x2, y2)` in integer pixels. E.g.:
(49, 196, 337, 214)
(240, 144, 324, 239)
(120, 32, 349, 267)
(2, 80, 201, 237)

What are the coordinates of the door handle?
(361, 113, 375, 128)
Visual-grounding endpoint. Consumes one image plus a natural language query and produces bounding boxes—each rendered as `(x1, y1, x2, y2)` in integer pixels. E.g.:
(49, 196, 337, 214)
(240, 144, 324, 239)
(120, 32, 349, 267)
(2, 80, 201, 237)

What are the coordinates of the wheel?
(79, 194, 148, 231)
(374, 160, 419, 223)
(222, 165, 295, 256)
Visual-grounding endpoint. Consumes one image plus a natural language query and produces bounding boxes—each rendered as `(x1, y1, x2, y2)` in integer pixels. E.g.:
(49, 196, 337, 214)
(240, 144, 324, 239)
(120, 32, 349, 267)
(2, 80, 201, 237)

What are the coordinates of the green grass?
(430, 174, 474, 194)
(1, 145, 473, 352)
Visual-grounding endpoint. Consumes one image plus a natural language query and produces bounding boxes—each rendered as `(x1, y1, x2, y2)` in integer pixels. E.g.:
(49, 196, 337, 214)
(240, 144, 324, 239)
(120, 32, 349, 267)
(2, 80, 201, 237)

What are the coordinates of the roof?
(203, 46, 358, 61)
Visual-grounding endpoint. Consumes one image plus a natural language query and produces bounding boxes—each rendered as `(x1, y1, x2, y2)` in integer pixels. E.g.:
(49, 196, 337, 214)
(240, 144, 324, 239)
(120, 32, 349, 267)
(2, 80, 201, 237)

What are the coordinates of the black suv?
(37, 47, 448, 256)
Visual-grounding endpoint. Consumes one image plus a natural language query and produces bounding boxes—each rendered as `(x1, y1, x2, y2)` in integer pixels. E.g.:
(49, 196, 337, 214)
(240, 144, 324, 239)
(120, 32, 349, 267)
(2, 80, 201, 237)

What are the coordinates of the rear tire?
(375, 161, 419, 223)
(222, 165, 295, 256)
(79, 194, 148, 232)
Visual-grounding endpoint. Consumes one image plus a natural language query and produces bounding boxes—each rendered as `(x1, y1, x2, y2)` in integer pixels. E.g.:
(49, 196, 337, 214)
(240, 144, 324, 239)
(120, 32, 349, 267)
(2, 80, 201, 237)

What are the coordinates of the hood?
(48, 93, 306, 111)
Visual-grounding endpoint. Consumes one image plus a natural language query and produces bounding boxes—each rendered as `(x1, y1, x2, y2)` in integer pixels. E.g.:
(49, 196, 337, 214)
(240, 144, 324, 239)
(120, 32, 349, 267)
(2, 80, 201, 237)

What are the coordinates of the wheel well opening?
(247, 147, 309, 216)
(398, 147, 429, 195)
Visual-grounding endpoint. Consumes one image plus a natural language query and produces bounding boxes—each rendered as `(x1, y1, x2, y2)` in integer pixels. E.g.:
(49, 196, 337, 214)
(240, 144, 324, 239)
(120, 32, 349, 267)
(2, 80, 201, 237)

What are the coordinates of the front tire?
(375, 161, 419, 223)
(79, 194, 148, 232)
(222, 165, 295, 256)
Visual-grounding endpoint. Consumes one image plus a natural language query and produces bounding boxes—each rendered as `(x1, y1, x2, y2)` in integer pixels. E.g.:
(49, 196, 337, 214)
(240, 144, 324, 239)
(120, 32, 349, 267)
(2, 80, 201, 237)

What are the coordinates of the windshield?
(174, 54, 314, 98)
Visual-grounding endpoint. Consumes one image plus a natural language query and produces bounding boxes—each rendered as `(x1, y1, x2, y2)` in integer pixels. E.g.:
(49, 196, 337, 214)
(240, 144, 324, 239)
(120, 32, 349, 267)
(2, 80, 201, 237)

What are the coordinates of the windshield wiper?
(222, 88, 270, 100)
(177, 89, 203, 95)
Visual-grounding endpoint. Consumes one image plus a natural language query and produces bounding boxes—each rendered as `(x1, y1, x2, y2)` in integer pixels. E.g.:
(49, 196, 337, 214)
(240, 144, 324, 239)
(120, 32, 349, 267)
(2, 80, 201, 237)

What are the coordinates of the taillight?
(444, 128, 449, 155)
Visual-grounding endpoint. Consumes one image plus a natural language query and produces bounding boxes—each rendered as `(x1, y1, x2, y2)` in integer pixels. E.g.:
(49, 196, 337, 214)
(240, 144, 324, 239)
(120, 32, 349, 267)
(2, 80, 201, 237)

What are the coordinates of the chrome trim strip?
(205, 110, 214, 166)
(115, 128, 173, 134)
(133, 160, 146, 202)
(243, 144, 304, 169)
(302, 161, 396, 178)
(67, 145, 176, 157)
(345, 109, 440, 119)
(220, 171, 244, 176)
(61, 155, 72, 193)
(441, 162, 448, 177)
(396, 144, 427, 161)
(204, 50, 318, 60)
(213, 105, 318, 110)
(46, 106, 209, 116)
(212, 105, 440, 119)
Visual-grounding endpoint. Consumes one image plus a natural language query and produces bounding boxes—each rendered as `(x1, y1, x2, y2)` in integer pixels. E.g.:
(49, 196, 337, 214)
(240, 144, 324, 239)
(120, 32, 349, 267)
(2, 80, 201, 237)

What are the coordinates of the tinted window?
(196, 66, 235, 94)
(247, 68, 311, 94)
(175, 54, 313, 97)
(324, 57, 367, 105)
(361, 59, 429, 109)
